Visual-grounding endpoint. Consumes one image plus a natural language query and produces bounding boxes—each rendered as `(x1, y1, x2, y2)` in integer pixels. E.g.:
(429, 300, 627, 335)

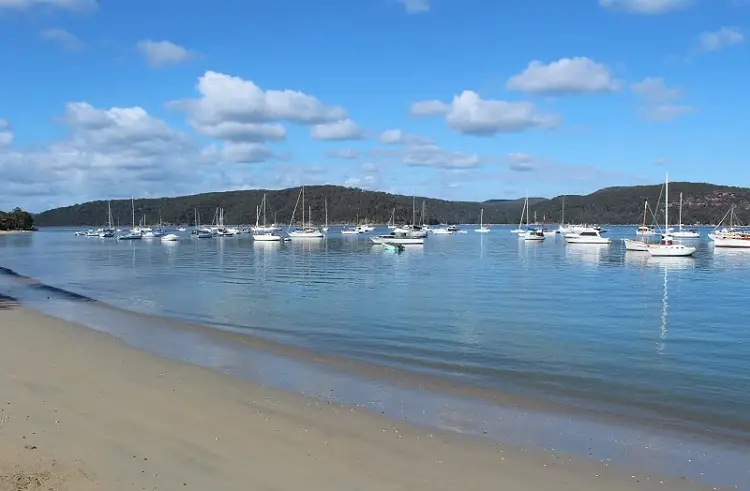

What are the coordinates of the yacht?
(252, 194, 282, 234)
(709, 206, 750, 248)
(161, 233, 179, 242)
(565, 228, 610, 244)
(647, 174, 696, 257)
(511, 197, 529, 235)
(636, 226, 656, 236)
(625, 200, 655, 252)
(371, 233, 424, 245)
(475, 208, 490, 233)
(117, 198, 142, 240)
(288, 187, 325, 239)
(524, 228, 545, 241)
(672, 192, 700, 239)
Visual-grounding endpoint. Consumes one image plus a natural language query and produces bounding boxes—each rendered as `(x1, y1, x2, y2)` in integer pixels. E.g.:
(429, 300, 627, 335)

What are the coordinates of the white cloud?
(40, 28, 84, 51)
(197, 121, 286, 143)
(397, 0, 429, 13)
(403, 143, 481, 169)
(599, 0, 690, 14)
(0, 0, 98, 10)
(409, 100, 449, 116)
(506, 153, 536, 172)
(412, 90, 560, 136)
(172, 71, 346, 127)
(325, 148, 358, 159)
(219, 142, 274, 163)
(310, 119, 363, 140)
(643, 105, 694, 121)
(0, 102, 223, 209)
(631, 77, 693, 121)
(506, 57, 619, 95)
(0, 132, 13, 146)
(698, 27, 744, 52)
(137, 40, 198, 67)
(631, 77, 683, 103)
(379, 128, 430, 145)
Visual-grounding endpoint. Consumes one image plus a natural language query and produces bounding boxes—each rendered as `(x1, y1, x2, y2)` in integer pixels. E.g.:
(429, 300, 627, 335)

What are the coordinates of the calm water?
(2, 227, 749, 445)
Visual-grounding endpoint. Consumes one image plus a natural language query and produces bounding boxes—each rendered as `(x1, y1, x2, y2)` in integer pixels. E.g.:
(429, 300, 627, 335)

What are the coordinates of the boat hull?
(624, 239, 649, 251)
(371, 236, 424, 245)
(709, 234, 750, 248)
(252, 234, 282, 242)
(648, 245, 696, 256)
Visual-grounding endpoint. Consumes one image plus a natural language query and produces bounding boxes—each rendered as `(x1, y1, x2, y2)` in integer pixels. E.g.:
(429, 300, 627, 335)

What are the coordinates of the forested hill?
(33, 182, 750, 227)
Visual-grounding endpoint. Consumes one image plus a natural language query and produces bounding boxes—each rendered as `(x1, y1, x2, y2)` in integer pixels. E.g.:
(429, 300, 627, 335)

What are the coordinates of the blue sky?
(0, 0, 747, 211)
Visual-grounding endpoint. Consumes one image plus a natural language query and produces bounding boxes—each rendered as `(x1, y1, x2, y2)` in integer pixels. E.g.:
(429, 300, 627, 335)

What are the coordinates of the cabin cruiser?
(371, 232, 424, 245)
(565, 228, 610, 244)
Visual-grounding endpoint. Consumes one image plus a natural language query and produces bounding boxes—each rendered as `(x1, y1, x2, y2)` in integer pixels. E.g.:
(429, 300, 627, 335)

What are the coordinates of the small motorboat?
(382, 242, 405, 253)
(161, 234, 179, 242)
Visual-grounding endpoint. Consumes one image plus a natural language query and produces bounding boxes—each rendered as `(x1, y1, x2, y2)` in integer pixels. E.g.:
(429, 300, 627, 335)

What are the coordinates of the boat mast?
(324, 198, 328, 228)
(131, 197, 135, 229)
(678, 192, 683, 232)
(665, 172, 669, 236)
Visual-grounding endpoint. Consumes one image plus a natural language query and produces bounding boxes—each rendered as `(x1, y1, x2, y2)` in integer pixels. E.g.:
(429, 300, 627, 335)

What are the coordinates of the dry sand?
(0, 300, 714, 491)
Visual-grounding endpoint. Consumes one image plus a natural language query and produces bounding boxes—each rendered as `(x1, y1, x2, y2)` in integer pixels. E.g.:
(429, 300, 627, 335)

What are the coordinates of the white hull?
(648, 244, 696, 257)
(624, 239, 649, 251)
(371, 235, 424, 245)
(341, 229, 361, 235)
(672, 231, 700, 239)
(253, 233, 282, 242)
(161, 234, 179, 242)
(474, 227, 491, 233)
(566, 237, 610, 244)
(432, 228, 453, 235)
(709, 234, 750, 248)
(289, 230, 324, 239)
(251, 226, 281, 233)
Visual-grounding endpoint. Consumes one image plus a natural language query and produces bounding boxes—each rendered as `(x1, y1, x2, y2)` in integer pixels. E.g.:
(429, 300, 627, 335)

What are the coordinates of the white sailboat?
(322, 198, 329, 232)
(387, 208, 397, 230)
(99, 201, 116, 238)
(288, 186, 324, 239)
(253, 194, 282, 241)
(625, 200, 652, 252)
(510, 197, 528, 234)
(648, 173, 696, 257)
(672, 192, 700, 238)
(708, 206, 750, 248)
(556, 196, 572, 235)
(475, 208, 490, 233)
(117, 198, 142, 240)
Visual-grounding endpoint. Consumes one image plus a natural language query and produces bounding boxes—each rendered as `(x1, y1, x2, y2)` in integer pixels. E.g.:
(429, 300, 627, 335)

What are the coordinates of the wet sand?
(0, 301, 714, 490)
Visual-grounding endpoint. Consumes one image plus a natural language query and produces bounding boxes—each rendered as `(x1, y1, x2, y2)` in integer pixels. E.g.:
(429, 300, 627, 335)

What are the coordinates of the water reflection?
(564, 243, 608, 266)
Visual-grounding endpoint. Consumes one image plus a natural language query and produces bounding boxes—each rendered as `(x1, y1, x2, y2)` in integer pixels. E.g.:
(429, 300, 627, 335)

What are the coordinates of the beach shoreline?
(0, 301, 718, 490)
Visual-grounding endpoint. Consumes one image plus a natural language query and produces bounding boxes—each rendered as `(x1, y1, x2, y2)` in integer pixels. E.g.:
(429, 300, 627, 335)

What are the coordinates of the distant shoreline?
(0, 230, 33, 235)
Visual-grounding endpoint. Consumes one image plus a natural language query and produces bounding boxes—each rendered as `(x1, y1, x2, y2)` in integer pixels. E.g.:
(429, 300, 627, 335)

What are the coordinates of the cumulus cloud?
(379, 129, 430, 145)
(325, 148, 358, 159)
(397, 0, 429, 13)
(506, 153, 536, 172)
(599, 0, 690, 14)
(0, 0, 98, 10)
(412, 90, 560, 136)
(219, 142, 274, 163)
(404, 144, 481, 168)
(0, 103, 221, 209)
(310, 119, 363, 140)
(0, 119, 12, 146)
(40, 28, 84, 51)
(137, 40, 199, 67)
(409, 100, 449, 116)
(631, 77, 693, 121)
(698, 27, 744, 52)
(506, 57, 619, 95)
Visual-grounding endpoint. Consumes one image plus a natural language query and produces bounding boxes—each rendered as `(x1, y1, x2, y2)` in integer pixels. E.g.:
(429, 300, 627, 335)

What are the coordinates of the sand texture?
(0, 301, 713, 490)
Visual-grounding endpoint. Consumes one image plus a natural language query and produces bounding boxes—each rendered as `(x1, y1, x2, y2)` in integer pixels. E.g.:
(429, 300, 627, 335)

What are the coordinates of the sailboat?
(192, 208, 213, 238)
(625, 200, 652, 252)
(288, 186, 324, 239)
(510, 197, 528, 234)
(99, 201, 116, 237)
(648, 173, 696, 257)
(556, 196, 572, 235)
(253, 194, 282, 241)
(322, 198, 329, 233)
(672, 192, 700, 238)
(387, 208, 397, 230)
(474, 208, 490, 233)
(117, 198, 142, 240)
(708, 206, 750, 248)
(393, 195, 428, 238)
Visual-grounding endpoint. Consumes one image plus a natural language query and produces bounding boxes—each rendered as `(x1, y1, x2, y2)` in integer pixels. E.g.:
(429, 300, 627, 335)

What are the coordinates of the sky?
(0, 0, 748, 212)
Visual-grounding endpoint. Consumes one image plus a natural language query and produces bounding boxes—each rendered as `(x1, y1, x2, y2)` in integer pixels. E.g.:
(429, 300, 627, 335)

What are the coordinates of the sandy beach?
(0, 300, 714, 491)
